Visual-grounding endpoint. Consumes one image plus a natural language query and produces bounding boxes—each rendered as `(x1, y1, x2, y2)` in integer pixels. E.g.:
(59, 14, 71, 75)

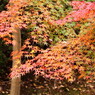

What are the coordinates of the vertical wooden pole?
(10, 26, 21, 95)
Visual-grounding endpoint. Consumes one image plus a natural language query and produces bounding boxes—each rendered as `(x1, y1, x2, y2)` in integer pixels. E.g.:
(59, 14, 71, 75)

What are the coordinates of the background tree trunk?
(10, 26, 21, 95)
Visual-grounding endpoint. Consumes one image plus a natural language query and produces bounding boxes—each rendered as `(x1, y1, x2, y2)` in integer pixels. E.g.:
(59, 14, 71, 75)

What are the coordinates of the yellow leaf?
(30, 50, 35, 53)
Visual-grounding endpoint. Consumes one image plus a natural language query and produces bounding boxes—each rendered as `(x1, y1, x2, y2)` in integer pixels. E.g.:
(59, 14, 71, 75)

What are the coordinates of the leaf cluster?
(11, 1, 95, 83)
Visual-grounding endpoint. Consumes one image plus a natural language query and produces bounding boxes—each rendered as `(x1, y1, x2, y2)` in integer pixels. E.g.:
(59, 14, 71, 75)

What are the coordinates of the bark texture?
(10, 26, 21, 95)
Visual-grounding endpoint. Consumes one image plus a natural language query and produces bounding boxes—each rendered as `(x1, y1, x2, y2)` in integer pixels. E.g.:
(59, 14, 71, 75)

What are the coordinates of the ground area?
(0, 73, 95, 95)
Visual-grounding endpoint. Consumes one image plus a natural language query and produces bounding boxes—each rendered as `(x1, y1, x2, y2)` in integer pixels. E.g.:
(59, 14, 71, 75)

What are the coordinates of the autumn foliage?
(8, 1, 95, 83)
(0, 0, 95, 83)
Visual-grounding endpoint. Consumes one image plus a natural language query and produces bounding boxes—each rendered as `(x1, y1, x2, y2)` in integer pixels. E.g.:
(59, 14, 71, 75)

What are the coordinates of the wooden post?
(10, 26, 21, 95)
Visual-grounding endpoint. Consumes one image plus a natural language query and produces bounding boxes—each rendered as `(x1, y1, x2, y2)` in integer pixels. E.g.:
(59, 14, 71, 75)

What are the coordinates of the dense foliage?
(6, 0, 94, 83)
(0, 1, 95, 94)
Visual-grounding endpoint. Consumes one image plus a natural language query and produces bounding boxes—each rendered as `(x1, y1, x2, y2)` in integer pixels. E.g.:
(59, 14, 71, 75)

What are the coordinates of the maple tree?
(10, 1, 95, 83)
(0, 0, 32, 95)
(0, 0, 95, 94)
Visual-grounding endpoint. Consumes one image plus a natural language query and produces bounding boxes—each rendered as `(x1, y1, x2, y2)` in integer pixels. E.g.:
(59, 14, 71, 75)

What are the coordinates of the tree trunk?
(10, 26, 21, 95)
